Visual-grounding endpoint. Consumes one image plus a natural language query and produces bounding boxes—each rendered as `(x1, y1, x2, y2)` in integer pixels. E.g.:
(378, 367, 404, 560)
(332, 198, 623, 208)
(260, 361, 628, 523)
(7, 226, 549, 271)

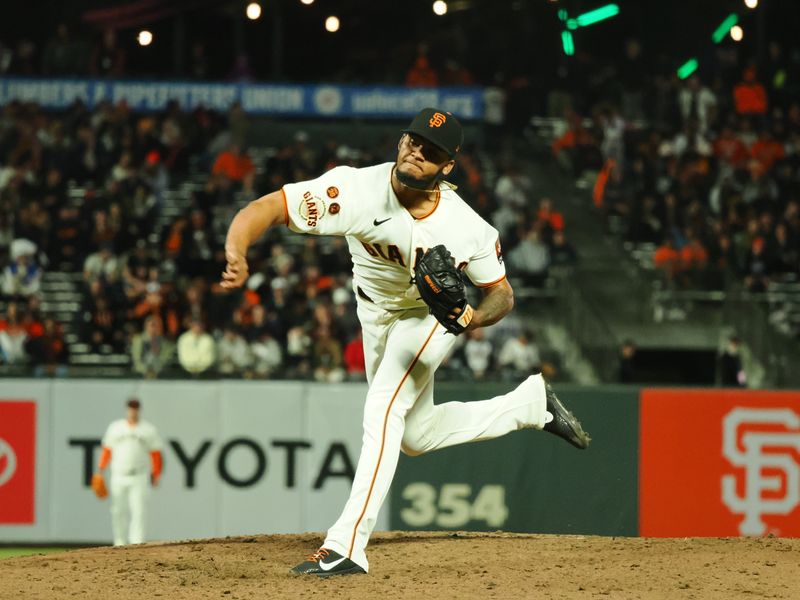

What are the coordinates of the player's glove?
(91, 473, 108, 499)
(414, 245, 474, 335)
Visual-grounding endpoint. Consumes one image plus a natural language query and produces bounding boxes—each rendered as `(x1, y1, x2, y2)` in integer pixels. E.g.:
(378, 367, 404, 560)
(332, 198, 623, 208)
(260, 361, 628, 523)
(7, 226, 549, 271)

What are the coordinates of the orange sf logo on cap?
(429, 112, 446, 128)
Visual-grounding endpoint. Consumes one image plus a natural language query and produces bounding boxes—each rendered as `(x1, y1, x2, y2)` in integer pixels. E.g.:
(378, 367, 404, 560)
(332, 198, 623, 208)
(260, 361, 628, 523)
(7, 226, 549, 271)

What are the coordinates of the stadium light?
(433, 1, 448, 16)
(677, 58, 698, 80)
(300, 0, 314, 4)
(137, 30, 153, 46)
(246, 2, 262, 20)
(730, 25, 743, 41)
(561, 30, 575, 56)
(325, 16, 340, 32)
(574, 3, 619, 28)
(744, 0, 758, 8)
(712, 13, 739, 44)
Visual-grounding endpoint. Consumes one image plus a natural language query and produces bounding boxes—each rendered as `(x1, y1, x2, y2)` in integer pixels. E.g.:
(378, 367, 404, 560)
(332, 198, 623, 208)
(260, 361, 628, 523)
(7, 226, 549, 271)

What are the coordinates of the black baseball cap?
(402, 107, 463, 158)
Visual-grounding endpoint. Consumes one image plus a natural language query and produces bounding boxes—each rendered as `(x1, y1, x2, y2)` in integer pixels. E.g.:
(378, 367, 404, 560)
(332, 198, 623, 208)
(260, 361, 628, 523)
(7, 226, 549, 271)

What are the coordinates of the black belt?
(357, 286, 374, 303)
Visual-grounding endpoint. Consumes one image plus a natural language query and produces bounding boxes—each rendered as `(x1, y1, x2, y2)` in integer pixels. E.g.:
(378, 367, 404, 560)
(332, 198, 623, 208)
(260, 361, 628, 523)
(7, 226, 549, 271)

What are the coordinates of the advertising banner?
(640, 389, 800, 537)
(0, 401, 37, 524)
(0, 78, 484, 119)
(390, 385, 640, 536)
(0, 380, 377, 544)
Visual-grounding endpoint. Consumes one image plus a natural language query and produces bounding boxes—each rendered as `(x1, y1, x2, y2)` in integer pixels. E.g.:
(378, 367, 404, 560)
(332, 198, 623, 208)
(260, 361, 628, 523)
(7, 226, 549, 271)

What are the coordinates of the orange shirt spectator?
(406, 56, 438, 87)
(750, 135, 786, 174)
(536, 198, 565, 231)
(654, 240, 681, 277)
(714, 130, 748, 167)
(734, 67, 768, 115)
(680, 240, 708, 270)
(212, 146, 255, 181)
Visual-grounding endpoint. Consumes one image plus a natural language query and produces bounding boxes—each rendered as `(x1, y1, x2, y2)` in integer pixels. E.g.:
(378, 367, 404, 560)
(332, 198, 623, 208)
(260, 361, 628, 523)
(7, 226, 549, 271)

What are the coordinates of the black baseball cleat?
(290, 548, 366, 577)
(543, 383, 591, 449)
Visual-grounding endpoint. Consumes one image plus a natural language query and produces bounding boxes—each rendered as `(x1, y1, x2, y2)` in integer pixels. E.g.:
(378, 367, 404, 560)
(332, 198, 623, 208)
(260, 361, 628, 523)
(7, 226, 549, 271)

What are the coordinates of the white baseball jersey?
(282, 162, 506, 310)
(102, 419, 163, 477)
(279, 161, 547, 572)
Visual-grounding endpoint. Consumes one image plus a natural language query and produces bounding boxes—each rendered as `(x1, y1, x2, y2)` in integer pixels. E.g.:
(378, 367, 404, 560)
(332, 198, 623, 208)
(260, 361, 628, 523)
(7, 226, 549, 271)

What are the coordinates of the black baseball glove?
(414, 245, 474, 335)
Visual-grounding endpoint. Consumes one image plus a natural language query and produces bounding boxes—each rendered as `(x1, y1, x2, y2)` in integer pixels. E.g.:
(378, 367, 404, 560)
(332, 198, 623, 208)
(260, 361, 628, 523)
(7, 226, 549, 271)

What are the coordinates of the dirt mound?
(1, 532, 798, 599)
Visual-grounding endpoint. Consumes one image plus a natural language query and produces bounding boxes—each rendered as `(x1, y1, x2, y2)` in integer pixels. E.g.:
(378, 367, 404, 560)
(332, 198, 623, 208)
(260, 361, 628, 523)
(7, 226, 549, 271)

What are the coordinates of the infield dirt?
(1, 531, 798, 599)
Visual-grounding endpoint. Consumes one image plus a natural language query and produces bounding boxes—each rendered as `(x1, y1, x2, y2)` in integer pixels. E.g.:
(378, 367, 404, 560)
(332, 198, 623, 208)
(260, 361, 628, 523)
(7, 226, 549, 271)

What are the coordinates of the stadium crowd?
(0, 96, 573, 379)
(552, 42, 800, 300)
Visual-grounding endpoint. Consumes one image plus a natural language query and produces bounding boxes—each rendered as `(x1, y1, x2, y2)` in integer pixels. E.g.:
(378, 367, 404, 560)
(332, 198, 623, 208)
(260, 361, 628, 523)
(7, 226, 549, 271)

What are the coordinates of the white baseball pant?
(323, 300, 548, 571)
(110, 473, 149, 546)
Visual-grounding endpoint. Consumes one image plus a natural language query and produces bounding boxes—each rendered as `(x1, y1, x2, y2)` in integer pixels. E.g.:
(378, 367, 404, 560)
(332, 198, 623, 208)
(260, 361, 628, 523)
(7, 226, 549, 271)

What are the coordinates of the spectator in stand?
(549, 230, 578, 267)
(678, 75, 717, 133)
(507, 225, 550, 287)
(679, 229, 709, 287)
(90, 28, 125, 77)
(25, 317, 69, 377)
(749, 128, 786, 178)
(719, 335, 746, 387)
(654, 237, 681, 283)
(131, 316, 174, 378)
(212, 140, 255, 193)
(312, 326, 345, 383)
(343, 330, 365, 380)
(734, 66, 768, 117)
(217, 326, 253, 377)
(618, 339, 637, 383)
(2, 242, 42, 298)
(0, 301, 28, 365)
(493, 163, 533, 211)
(41, 23, 87, 76)
(405, 48, 438, 87)
(498, 330, 542, 377)
(743, 237, 770, 292)
(83, 242, 120, 285)
(535, 197, 565, 241)
(251, 329, 283, 378)
(713, 125, 749, 170)
(85, 295, 123, 352)
(464, 328, 493, 380)
(177, 318, 215, 376)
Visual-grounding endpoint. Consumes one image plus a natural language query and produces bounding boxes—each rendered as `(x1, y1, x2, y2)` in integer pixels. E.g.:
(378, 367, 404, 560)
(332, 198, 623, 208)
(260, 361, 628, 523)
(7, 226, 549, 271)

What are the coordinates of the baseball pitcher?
(221, 107, 590, 576)
(93, 398, 163, 546)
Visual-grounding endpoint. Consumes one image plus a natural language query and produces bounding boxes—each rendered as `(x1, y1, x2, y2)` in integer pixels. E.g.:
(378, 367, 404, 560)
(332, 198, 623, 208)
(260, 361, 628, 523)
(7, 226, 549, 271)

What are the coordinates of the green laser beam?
(677, 58, 699, 79)
(561, 30, 575, 56)
(575, 4, 620, 27)
(712, 13, 739, 44)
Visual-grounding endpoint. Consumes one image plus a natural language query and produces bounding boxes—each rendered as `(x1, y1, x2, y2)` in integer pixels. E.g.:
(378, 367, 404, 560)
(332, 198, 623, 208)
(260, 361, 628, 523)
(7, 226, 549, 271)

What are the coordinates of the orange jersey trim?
(414, 189, 441, 221)
(150, 450, 163, 479)
(99, 447, 111, 470)
(348, 321, 440, 558)
(279, 188, 289, 226)
(475, 274, 507, 289)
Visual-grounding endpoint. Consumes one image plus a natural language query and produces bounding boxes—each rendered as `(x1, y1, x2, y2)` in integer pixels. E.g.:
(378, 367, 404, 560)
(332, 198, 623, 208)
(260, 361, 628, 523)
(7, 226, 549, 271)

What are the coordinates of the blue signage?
(0, 78, 484, 120)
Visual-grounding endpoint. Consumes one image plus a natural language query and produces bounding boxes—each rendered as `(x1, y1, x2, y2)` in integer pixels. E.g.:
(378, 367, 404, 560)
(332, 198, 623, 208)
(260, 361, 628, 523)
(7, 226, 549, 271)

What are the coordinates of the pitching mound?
(1, 532, 798, 599)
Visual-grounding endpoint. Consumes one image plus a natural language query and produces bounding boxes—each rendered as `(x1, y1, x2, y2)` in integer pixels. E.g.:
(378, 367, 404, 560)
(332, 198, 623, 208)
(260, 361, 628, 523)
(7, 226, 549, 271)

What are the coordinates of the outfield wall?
(1, 381, 799, 544)
(0, 380, 380, 544)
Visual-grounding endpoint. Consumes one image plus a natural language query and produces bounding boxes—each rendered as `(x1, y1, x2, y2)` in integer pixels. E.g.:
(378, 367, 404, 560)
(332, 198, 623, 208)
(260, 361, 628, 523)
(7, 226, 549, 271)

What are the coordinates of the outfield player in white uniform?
(95, 398, 163, 546)
(221, 107, 590, 576)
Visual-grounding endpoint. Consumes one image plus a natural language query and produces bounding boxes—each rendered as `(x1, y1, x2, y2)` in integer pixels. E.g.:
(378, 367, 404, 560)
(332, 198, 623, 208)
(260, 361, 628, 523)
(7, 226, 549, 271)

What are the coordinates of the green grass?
(0, 547, 68, 560)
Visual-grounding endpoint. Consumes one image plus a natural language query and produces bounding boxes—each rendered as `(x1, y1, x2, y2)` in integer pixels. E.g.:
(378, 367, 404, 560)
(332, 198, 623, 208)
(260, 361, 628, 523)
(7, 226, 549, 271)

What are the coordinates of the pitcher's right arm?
(221, 191, 287, 289)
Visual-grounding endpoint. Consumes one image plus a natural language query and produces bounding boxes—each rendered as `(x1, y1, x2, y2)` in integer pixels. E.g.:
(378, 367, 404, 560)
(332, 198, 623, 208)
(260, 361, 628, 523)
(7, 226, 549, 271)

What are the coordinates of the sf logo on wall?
(0, 437, 18, 487)
(721, 408, 800, 535)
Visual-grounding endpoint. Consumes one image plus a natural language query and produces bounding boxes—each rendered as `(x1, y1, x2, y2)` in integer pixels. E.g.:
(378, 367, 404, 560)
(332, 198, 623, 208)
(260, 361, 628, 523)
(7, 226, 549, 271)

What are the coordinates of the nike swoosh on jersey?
(318, 557, 347, 571)
(373, 217, 392, 226)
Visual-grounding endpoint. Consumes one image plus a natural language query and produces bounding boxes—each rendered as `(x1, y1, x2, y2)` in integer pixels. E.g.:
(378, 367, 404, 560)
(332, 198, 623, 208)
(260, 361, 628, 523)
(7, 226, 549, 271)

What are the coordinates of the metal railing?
(553, 269, 620, 383)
